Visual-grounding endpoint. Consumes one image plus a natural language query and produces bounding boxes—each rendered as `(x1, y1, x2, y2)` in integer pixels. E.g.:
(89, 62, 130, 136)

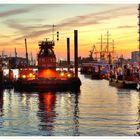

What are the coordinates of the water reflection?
(37, 92, 56, 135)
(84, 74, 92, 79)
(55, 92, 80, 136)
(0, 90, 3, 114)
(136, 91, 140, 136)
(117, 89, 131, 94)
(73, 93, 80, 136)
(1, 73, 140, 136)
(115, 88, 139, 136)
(0, 89, 3, 126)
(36, 91, 80, 136)
(18, 91, 37, 112)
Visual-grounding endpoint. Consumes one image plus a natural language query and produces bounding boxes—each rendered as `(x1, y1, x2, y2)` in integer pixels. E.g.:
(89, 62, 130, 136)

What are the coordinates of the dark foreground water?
(0, 73, 140, 136)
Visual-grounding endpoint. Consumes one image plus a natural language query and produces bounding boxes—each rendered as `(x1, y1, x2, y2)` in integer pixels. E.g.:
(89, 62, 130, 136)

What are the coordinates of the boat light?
(29, 73, 33, 77)
(60, 72, 64, 77)
(22, 75, 26, 79)
(28, 73, 36, 79)
(67, 73, 71, 78)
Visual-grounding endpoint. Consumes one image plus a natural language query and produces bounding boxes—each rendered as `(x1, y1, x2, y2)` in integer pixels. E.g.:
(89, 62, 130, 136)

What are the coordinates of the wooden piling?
(74, 30, 78, 77)
(67, 38, 70, 71)
(25, 38, 29, 66)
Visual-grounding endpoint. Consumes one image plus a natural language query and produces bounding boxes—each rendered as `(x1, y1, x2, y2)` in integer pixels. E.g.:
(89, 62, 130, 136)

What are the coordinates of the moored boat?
(14, 77, 81, 92)
(109, 78, 137, 89)
(14, 33, 81, 92)
(80, 62, 110, 80)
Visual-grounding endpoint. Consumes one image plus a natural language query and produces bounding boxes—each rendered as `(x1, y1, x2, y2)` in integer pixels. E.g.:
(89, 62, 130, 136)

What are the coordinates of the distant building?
(1, 57, 27, 69)
(131, 51, 140, 62)
(57, 60, 74, 68)
(78, 56, 94, 64)
(116, 57, 131, 66)
(9, 57, 27, 68)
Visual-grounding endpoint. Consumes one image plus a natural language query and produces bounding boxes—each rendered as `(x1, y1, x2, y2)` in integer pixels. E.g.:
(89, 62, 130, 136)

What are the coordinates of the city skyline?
(0, 4, 138, 60)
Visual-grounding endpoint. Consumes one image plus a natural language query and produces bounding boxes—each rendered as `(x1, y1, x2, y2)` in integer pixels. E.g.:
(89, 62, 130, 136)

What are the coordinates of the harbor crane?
(89, 44, 100, 61)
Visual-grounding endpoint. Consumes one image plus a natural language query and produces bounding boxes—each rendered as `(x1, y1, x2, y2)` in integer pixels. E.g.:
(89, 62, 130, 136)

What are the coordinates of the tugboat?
(14, 37, 81, 92)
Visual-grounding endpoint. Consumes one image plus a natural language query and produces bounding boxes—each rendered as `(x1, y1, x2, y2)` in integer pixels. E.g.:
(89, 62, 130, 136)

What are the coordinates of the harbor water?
(0, 72, 140, 136)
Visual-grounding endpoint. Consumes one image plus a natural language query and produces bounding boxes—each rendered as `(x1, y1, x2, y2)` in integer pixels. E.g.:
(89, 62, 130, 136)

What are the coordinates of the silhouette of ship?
(14, 38, 81, 92)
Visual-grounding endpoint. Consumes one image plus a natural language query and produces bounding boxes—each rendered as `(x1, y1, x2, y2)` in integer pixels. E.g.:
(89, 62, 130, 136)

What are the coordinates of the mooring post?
(74, 30, 78, 78)
(8, 58, 11, 81)
(25, 38, 28, 66)
(67, 38, 70, 72)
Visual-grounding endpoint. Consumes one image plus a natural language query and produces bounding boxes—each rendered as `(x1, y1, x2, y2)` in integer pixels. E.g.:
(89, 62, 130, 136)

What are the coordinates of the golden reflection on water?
(37, 92, 56, 135)
(0, 74, 140, 135)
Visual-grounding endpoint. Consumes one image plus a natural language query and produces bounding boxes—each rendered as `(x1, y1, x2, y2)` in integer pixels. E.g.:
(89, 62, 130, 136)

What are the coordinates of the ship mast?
(100, 34, 103, 59)
(106, 31, 110, 53)
(52, 24, 57, 42)
(105, 31, 111, 63)
(112, 40, 115, 53)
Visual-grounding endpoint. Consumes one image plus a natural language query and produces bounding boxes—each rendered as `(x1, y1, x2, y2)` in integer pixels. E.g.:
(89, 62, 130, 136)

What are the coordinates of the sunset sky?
(0, 4, 138, 60)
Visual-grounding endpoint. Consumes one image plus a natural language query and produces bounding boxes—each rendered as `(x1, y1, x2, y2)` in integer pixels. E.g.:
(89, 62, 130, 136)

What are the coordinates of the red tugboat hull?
(14, 77, 81, 92)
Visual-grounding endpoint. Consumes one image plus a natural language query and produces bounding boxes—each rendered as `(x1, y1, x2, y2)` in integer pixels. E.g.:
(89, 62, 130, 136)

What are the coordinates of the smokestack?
(74, 30, 78, 77)
(25, 38, 29, 66)
(67, 38, 70, 71)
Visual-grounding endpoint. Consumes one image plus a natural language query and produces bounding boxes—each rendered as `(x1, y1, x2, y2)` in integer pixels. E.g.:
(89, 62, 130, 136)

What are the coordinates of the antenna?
(52, 24, 57, 41)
